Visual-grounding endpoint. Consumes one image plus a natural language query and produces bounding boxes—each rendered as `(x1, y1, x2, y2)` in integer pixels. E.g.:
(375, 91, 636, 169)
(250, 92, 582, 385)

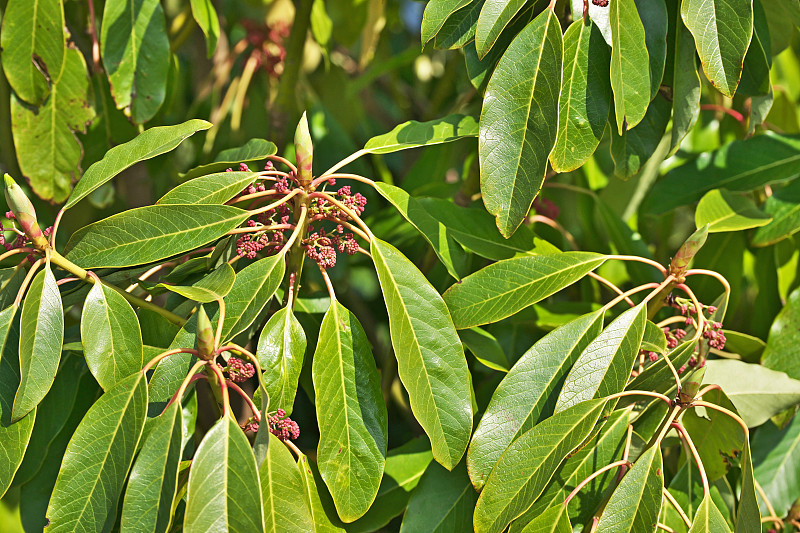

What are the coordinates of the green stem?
(282, 198, 311, 310)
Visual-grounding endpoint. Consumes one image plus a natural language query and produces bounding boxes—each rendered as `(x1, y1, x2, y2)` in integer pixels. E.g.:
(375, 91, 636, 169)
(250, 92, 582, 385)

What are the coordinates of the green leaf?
(421, 0, 473, 45)
(682, 389, 745, 481)
(704, 359, 800, 427)
(736, 435, 760, 533)
(681, 0, 753, 97)
(690, 496, 732, 532)
(433, 0, 486, 50)
(144, 263, 236, 303)
(467, 310, 604, 490)
(669, 8, 702, 153)
(82, 281, 144, 391)
(179, 139, 277, 181)
(609, 0, 650, 134)
(636, 0, 668, 100)
(0, 268, 24, 309)
(297, 454, 347, 532)
(148, 314, 199, 406)
(550, 20, 612, 173)
(101, 0, 170, 123)
(596, 445, 663, 532)
(45, 372, 148, 532)
(158, 172, 257, 205)
(260, 433, 314, 532)
(371, 238, 472, 470)
(479, 8, 563, 236)
(752, 412, 800, 516)
(556, 304, 647, 412)
(399, 461, 477, 533)
(624, 341, 697, 401)
(10, 47, 94, 202)
(473, 399, 607, 533)
(517, 505, 571, 533)
(642, 319, 667, 354)
(258, 306, 306, 416)
(12, 266, 63, 422)
(347, 437, 434, 533)
(721, 330, 764, 363)
(661, 461, 733, 532)
(474, 0, 526, 58)
(67, 119, 212, 209)
(374, 182, 468, 279)
(184, 417, 264, 532)
(611, 94, 671, 179)
(313, 301, 387, 521)
(752, 180, 800, 246)
(459, 327, 510, 372)
(763, 286, 800, 380)
(363, 114, 478, 155)
(443, 252, 605, 329)
(737, 0, 770, 96)
(695, 189, 772, 233)
(121, 401, 183, 533)
(64, 204, 249, 268)
(0, 0, 64, 105)
(190, 0, 220, 57)
(644, 133, 800, 214)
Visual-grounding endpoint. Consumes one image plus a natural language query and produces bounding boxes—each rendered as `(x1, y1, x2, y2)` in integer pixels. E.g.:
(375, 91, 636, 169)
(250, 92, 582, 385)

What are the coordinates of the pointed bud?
(678, 365, 705, 404)
(670, 224, 708, 280)
(196, 305, 215, 360)
(4, 174, 47, 247)
(294, 112, 313, 187)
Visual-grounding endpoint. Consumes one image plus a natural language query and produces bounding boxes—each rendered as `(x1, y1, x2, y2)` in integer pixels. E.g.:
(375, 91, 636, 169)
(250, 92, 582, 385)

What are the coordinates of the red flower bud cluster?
(226, 357, 255, 383)
(303, 226, 359, 269)
(532, 196, 560, 220)
(241, 20, 290, 78)
(268, 408, 300, 441)
(662, 327, 687, 350)
(337, 186, 367, 216)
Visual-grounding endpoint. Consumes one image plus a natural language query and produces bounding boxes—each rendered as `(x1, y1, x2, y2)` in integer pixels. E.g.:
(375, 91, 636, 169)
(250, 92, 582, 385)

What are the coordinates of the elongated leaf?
(623, 340, 696, 402)
(736, 435, 760, 533)
(261, 433, 314, 532)
(433, 0, 486, 50)
(636, 0, 668, 99)
(45, 372, 148, 532)
(313, 301, 387, 521)
(474, 0, 526, 57)
(0, 269, 24, 309)
(180, 139, 277, 181)
(184, 416, 264, 532)
(101, 0, 170, 123)
(13, 267, 63, 422)
(473, 399, 607, 533)
(190, 0, 220, 57)
(610, 0, 650, 133)
(67, 120, 212, 209)
(752, 413, 800, 517)
(145, 263, 236, 303)
(669, 8, 702, 153)
(517, 505, 571, 533)
(297, 455, 347, 532)
(158, 172, 257, 205)
(695, 189, 771, 233)
(121, 401, 183, 533)
(459, 327, 510, 372)
(443, 252, 605, 329)
(737, 0, 770, 96)
(683, 389, 745, 482)
(258, 306, 306, 415)
(421, 0, 473, 44)
(82, 281, 144, 391)
(644, 133, 800, 214)
(681, 0, 753, 97)
(556, 304, 647, 412)
(371, 238, 472, 470)
(467, 310, 604, 490)
(550, 20, 611, 173)
(479, 8, 563, 236)
(364, 115, 478, 155)
(690, 496, 732, 532)
(763, 286, 800, 380)
(611, 94, 671, 179)
(64, 204, 249, 268)
(752, 180, 800, 246)
(148, 314, 199, 406)
(0, 0, 64, 105)
(399, 461, 477, 533)
(596, 445, 663, 532)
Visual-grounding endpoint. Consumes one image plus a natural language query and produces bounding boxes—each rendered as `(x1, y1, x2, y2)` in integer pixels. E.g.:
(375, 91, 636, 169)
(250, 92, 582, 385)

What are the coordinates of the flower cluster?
(226, 357, 255, 383)
(241, 20, 290, 78)
(267, 408, 300, 441)
(303, 226, 359, 269)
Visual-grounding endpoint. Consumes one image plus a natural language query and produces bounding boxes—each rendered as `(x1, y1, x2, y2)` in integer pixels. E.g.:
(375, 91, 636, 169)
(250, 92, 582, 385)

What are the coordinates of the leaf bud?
(4, 174, 47, 247)
(294, 112, 313, 187)
(196, 305, 215, 360)
(678, 365, 705, 404)
(669, 224, 708, 281)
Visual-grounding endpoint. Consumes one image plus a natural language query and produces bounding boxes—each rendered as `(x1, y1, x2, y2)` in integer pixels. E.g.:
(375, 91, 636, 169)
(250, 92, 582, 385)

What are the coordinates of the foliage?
(0, 0, 800, 532)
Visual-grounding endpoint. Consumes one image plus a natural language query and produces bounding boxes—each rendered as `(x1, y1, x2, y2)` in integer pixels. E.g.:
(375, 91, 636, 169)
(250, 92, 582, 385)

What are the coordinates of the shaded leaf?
(297, 454, 347, 532)
(158, 172, 257, 205)
(669, 7, 702, 153)
(459, 327, 510, 372)
(179, 139, 277, 181)
(260, 433, 314, 533)
(190, 0, 220, 57)
(433, 0, 486, 50)
(143, 263, 236, 303)
(421, 0, 473, 44)
(609, 0, 650, 134)
(752, 180, 800, 246)
(682, 389, 745, 482)
(763, 286, 800, 380)
(611, 94, 671, 179)
(695, 189, 771, 233)
(596, 445, 663, 532)
(735, 435, 760, 533)
(258, 306, 306, 416)
(751, 412, 800, 517)
(474, 0, 527, 58)
(399, 461, 477, 533)
(636, 0, 668, 99)
(364, 115, 478, 155)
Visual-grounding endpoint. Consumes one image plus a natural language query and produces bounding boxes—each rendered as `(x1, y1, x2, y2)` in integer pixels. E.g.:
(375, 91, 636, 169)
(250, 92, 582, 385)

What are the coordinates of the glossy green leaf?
(121, 401, 183, 533)
(474, 0, 526, 58)
(611, 94, 671, 179)
(67, 120, 212, 209)
(636, 0, 668, 99)
(642, 319, 667, 354)
(363, 114, 478, 155)
(721, 330, 764, 363)
(690, 496, 732, 532)
(596, 445, 663, 532)
(82, 281, 144, 391)
(64, 204, 249, 268)
(158, 172, 258, 205)
(681, 0, 753, 97)
(179, 139, 277, 181)
(467, 310, 604, 490)
(260, 433, 314, 532)
(517, 505, 571, 533)
(735, 435, 760, 533)
(0, 0, 64, 105)
(148, 314, 199, 405)
(695, 189, 772, 233)
(45, 372, 148, 532)
(444, 252, 605, 329)
(399, 461, 477, 533)
(557, 304, 646, 412)
(660, 461, 733, 533)
(459, 327, 510, 372)
(0, 269, 24, 310)
(473, 399, 607, 533)
(10, 47, 94, 202)
(609, 0, 650, 134)
(183, 416, 264, 532)
(145, 263, 236, 303)
(433, 0, 485, 50)
(421, 0, 473, 44)
(479, 8, 563, 236)
(763, 286, 800, 380)
(752, 412, 800, 516)
(297, 454, 347, 532)
(737, 0, 770, 96)
(190, 0, 220, 57)
(313, 301, 387, 521)
(682, 389, 745, 481)
(644, 133, 800, 214)
(101, 0, 170, 123)
(550, 20, 612, 173)
(371, 238, 472, 470)
(669, 8, 702, 153)
(258, 306, 306, 416)
(752, 180, 800, 246)
(13, 267, 62, 422)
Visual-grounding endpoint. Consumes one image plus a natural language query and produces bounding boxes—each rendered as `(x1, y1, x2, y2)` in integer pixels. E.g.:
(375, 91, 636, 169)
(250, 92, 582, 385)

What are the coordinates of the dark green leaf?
(752, 180, 800, 246)
(721, 330, 764, 363)
(421, 0, 473, 44)
(763, 286, 800, 380)
(596, 445, 663, 532)
(636, 0, 668, 99)
(459, 327, 510, 372)
(433, 0, 486, 50)
(297, 454, 347, 532)
(642, 319, 667, 354)
(363, 114, 478, 155)
(479, 8, 563, 236)
(695, 189, 772, 233)
(736, 435, 760, 533)
(737, 0, 770, 96)
(179, 139, 277, 181)
(669, 8, 702, 153)
(609, 0, 651, 134)
(148, 314, 199, 406)
(260, 433, 314, 532)
(611, 94, 671, 179)
(158, 172, 257, 205)
(682, 389, 745, 481)
(258, 306, 306, 416)
(190, 0, 220, 57)
(752, 412, 800, 516)
(623, 340, 697, 401)
(371, 238, 472, 470)
(399, 461, 477, 533)
(45, 372, 148, 532)
(313, 301, 387, 521)
(474, 0, 526, 57)
(144, 263, 236, 303)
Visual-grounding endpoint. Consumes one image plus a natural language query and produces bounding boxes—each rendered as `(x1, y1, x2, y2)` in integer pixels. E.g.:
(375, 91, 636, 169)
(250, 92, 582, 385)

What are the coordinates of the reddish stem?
(227, 381, 261, 421)
(700, 104, 745, 124)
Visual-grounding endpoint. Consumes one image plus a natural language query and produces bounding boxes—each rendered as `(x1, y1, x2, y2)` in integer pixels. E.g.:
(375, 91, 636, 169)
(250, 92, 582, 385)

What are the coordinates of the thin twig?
(672, 422, 710, 498)
(662, 488, 692, 528)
